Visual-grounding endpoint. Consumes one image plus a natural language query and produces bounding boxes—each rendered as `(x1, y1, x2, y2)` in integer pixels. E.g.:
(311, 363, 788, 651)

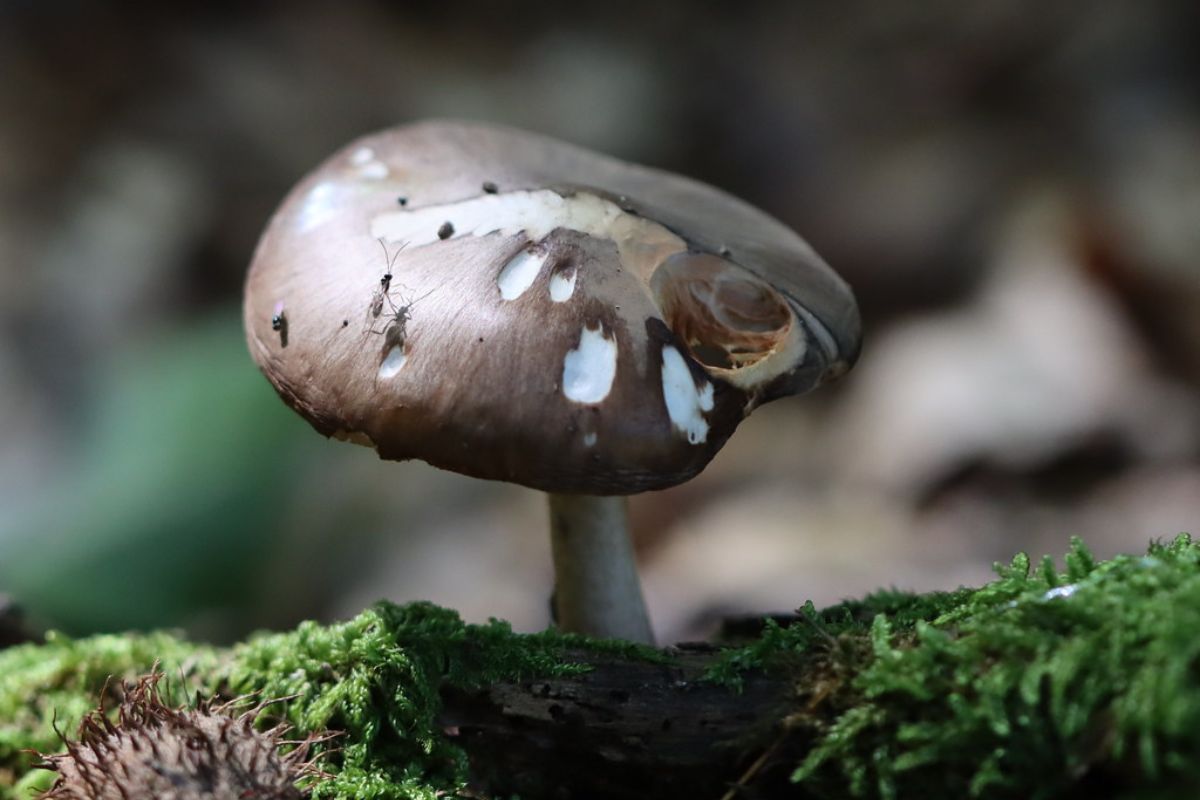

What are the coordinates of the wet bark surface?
(439, 646, 801, 800)
(0, 596, 35, 650)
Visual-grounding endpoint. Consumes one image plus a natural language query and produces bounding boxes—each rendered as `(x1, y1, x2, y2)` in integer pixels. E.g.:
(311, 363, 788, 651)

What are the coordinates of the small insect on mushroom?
(271, 301, 288, 347)
(368, 238, 407, 320)
(371, 283, 435, 355)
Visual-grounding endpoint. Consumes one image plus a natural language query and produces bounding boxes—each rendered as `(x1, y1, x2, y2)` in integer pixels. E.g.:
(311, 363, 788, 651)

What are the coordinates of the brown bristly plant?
(38, 670, 333, 800)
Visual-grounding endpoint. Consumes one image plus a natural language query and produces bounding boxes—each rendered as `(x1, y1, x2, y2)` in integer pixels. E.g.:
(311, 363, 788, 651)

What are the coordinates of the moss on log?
(2, 535, 1199, 799)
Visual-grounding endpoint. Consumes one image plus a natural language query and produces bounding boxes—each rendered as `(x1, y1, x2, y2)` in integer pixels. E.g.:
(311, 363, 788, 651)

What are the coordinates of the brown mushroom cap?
(244, 120, 860, 493)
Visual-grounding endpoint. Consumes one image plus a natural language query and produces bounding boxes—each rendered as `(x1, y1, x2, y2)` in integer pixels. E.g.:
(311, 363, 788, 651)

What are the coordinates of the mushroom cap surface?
(244, 120, 860, 493)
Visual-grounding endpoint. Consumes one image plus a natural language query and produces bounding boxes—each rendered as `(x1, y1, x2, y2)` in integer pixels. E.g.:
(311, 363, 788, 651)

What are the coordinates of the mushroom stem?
(548, 494, 655, 644)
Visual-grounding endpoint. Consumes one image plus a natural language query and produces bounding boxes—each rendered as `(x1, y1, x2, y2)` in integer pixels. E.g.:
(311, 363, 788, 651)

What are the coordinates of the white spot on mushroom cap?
(583, 431, 598, 447)
(661, 346, 715, 444)
(562, 325, 618, 404)
(498, 248, 547, 300)
(350, 146, 388, 179)
(549, 268, 578, 302)
(360, 162, 389, 180)
(370, 189, 684, 280)
(297, 181, 346, 232)
(378, 345, 408, 378)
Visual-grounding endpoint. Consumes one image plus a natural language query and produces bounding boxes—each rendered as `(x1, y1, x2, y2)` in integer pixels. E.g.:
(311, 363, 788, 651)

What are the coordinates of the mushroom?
(243, 121, 861, 644)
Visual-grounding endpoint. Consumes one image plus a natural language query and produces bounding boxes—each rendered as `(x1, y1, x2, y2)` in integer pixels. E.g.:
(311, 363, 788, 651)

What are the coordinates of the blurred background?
(1, 1, 1198, 645)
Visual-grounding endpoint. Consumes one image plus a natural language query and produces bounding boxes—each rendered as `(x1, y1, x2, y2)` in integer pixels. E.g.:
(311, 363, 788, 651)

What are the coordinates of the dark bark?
(0, 595, 35, 650)
(438, 645, 804, 800)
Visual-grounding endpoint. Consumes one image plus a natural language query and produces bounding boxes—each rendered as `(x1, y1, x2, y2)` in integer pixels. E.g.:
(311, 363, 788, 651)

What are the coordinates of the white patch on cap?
(562, 325, 618, 404)
(378, 345, 408, 378)
(350, 146, 388, 179)
(583, 431, 598, 448)
(549, 268, 578, 302)
(370, 189, 685, 279)
(661, 346, 715, 444)
(297, 181, 346, 232)
(497, 248, 547, 300)
(360, 162, 388, 179)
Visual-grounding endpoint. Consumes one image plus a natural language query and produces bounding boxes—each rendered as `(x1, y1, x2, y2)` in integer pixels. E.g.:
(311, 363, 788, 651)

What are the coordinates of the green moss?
(704, 589, 971, 691)
(789, 535, 1200, 799)
(220, 601, 645, 799)
(3, 537, 1200, 799)
(0, 601, 654, 800)
(0, 629, 219, 791)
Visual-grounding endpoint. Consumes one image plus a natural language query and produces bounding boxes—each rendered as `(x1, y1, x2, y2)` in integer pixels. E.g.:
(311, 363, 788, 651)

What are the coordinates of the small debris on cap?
(482, 181, 498, 194)
(437, 221, 454, 240)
